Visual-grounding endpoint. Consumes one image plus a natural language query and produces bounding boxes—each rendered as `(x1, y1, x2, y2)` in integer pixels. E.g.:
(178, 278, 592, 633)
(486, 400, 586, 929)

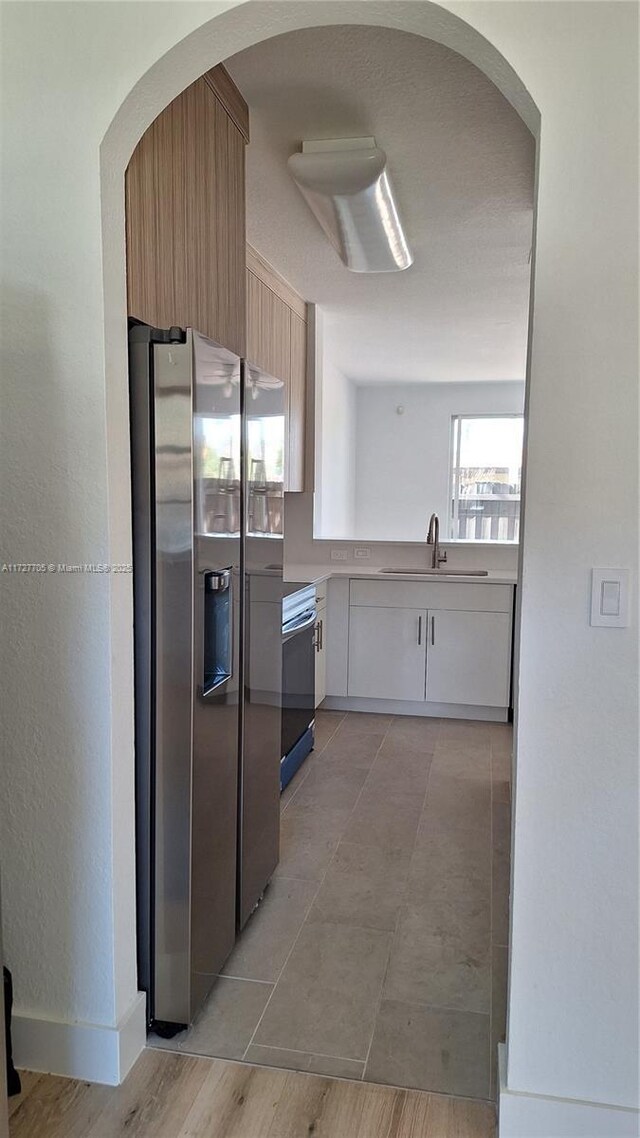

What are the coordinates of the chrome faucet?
(426, 512, 447, 569)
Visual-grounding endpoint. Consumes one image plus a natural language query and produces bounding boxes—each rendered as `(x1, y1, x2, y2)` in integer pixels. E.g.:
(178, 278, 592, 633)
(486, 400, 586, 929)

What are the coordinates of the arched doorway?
(100, 0, 538, 1096)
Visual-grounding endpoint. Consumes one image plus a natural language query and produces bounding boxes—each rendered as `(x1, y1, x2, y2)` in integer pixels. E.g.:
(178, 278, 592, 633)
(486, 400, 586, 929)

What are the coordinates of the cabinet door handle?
(417, 616, 422, 646)
(431, 615, 435, 646)
(319, 618, 323, 651)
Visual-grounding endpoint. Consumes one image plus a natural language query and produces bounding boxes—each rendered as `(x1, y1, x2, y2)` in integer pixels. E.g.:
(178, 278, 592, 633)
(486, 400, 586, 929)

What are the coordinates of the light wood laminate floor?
(8, 1050, 496, 1137)
(150, 711, 511, 1103)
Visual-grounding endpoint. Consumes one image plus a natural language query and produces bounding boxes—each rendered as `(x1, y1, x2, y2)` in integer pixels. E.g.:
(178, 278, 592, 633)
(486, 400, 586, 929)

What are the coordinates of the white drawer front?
(350, 578, 513, 613)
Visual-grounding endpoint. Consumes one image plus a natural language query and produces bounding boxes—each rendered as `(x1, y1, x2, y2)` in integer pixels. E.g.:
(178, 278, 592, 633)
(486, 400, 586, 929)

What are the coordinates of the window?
(450, 415, 524, 541)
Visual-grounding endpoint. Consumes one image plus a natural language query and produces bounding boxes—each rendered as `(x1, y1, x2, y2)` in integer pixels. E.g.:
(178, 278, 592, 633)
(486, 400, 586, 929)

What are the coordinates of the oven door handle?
(282, 610, 317, 642)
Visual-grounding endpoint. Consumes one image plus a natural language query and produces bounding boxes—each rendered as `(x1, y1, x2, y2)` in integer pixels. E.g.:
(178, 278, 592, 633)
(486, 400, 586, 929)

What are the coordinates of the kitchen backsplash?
(283, 492, 520, 574)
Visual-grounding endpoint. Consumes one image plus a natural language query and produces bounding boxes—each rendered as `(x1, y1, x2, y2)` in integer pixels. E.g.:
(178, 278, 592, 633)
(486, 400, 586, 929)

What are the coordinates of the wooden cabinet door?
(126, 77, 246, 356)
(348, 606, 427, 701)
(426, 609, 511, 706)
(245, 251, 308, 493)
(246, 271, 291, 380)
(287, 313, 307, 492)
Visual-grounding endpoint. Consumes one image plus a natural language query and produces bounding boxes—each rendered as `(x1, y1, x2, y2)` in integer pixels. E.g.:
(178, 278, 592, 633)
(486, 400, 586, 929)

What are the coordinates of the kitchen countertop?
(284, 564, 518, 587)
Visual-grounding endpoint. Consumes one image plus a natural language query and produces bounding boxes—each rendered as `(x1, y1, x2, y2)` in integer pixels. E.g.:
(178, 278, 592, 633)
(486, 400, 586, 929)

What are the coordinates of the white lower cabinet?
(314, 597, 327, 708)
(425, 609, 511, 707)
(345, 586, 513, 711)
(348, 606, 428, 701)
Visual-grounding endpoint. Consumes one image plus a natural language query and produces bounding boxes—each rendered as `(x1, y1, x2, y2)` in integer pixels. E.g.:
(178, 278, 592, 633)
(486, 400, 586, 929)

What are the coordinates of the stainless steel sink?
(379, 567, 489, 577)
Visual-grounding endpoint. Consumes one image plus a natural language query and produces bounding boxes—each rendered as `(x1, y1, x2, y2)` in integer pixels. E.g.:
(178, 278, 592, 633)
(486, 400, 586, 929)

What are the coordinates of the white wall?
(284, 489, 522, 572)
(0, 1, 637, 1123)
(354, 381, 524, 541)
(315, 351, 357, 538)
(0, 0, 236, 1066)
(490, 1, 640, 1116)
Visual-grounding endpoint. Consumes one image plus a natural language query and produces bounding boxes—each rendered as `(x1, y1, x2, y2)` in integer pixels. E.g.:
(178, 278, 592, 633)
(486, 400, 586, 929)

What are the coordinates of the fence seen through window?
(450, 414, 524, 541)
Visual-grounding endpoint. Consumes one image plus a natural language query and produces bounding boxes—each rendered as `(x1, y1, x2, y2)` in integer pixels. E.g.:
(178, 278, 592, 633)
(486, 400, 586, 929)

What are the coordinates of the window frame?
(449, 412, 524, 543)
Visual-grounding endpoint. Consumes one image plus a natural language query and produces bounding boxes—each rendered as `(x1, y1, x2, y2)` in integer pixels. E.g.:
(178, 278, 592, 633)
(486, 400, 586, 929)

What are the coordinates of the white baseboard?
(12, 991, 146, 1085)
(322, 695, 508, 722)
(498, 1046, 640, 1137)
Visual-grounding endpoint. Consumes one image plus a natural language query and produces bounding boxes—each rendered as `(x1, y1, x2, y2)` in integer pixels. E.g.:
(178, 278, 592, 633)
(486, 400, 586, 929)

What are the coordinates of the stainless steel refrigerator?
(129, 323, 283, 1033)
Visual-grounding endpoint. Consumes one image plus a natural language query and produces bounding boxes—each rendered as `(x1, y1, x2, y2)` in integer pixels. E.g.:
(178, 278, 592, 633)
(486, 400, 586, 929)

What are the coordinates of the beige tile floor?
(150, 710, 511, 1102)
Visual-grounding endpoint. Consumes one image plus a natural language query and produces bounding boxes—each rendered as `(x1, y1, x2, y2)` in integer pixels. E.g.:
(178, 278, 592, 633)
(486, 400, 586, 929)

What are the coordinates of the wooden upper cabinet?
(246, 270, 291, 382)
(288, 313, 307, 493)
(246, 247, 308, 493)
(125, 69, 248, 357)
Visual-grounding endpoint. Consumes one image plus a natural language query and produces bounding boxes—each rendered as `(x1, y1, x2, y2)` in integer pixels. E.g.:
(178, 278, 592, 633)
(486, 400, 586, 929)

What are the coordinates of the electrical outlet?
(354, 547, 371, 560)
(331, 549, 349, 562)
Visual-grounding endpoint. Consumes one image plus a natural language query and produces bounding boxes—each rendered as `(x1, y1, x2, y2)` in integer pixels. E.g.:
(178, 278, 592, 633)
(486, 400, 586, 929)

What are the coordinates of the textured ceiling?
(226, 25, 535, 383)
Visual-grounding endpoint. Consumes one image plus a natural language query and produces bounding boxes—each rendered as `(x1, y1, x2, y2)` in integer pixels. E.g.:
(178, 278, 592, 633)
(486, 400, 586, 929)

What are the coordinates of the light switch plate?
(590, 568, 630, 627)
(354, 547, 371, 560)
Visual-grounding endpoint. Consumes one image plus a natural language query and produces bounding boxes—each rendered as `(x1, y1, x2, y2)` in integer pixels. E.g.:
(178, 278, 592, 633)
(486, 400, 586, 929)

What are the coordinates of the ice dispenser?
(203, 569, 232, 695)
